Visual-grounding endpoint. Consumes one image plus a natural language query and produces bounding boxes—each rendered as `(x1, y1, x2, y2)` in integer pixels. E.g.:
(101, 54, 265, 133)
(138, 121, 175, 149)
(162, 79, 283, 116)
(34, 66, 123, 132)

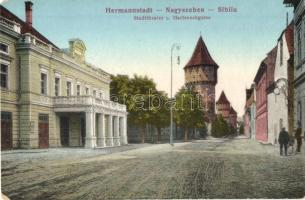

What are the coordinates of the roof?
(283, 0, 300, 6)
(285, 23, 294, 55)
(229, 107, 237, 115)
(266, 46, 277, 88)
(216, 91, 230, 105)
(0, 5, 59, 49)
(254, 46, 277, 84)
(185, 36, 219, 68)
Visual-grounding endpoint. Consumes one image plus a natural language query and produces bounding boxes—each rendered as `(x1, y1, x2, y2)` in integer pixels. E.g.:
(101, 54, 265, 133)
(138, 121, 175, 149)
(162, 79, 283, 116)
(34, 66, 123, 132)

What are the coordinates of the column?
(106, 115, 114, 147)
(85, 110, 96, 148)
(119, 117, 124, 145)
(122, 116, 128, 145)
(113, 116, 120, 146)
(97, 113, 105, 147)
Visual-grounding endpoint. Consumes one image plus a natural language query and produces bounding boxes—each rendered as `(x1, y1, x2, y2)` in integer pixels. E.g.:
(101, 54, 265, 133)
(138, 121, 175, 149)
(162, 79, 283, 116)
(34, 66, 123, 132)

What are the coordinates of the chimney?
(25, 1, 33, 26)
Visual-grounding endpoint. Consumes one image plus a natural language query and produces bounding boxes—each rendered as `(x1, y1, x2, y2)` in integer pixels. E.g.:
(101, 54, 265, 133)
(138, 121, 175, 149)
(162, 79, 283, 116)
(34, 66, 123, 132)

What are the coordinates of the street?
(2, 138, 305, 199)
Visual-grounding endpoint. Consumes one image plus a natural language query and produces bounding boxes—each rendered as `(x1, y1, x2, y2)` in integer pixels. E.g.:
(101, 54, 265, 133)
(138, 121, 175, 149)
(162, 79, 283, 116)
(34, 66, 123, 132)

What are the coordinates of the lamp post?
(170, 43, 181, 146)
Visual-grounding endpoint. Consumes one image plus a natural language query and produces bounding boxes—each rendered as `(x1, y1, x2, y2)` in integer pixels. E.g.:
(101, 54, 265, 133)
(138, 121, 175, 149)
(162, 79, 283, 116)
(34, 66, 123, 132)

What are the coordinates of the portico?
(54, 96, 127, 148)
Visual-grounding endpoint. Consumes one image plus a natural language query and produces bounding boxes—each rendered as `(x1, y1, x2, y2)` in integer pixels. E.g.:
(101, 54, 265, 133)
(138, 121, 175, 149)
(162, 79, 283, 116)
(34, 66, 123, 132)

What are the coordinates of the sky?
(1, 0, 293, 116)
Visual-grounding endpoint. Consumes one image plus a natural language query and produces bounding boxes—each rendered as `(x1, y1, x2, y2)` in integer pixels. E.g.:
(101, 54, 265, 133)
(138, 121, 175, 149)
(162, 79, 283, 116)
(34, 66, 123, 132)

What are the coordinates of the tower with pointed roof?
(184, 36, 219, 121)
(216, 91, 237, 128)
(216, 91, 231, 119)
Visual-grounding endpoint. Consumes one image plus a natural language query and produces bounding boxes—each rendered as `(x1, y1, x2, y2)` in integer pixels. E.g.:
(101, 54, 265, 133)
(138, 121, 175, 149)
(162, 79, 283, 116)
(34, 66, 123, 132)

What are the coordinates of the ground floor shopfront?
(1, 96, 127, 149)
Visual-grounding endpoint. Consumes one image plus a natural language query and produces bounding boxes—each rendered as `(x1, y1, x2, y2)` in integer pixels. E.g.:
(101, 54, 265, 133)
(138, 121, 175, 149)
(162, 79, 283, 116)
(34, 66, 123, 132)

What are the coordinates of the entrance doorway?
(60, 117, 69, 146)
(1, 112, 12, 150)
(38, 114, 49, 148)
(80, 116, 86, 146)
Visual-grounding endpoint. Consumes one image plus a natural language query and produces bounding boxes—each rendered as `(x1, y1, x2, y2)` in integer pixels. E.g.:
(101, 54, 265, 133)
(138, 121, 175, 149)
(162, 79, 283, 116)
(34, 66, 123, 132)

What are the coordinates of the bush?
(211, 116, 229, 138)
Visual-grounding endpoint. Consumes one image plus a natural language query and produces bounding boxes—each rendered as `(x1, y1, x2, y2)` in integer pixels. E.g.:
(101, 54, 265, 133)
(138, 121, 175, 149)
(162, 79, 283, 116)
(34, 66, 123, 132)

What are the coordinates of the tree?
(150, 91, 170, 143)
(211, 115, 229, 138)
(174, 87, 206, 142)
(110, 74, 158, 143)
(239, 122, 245, 135)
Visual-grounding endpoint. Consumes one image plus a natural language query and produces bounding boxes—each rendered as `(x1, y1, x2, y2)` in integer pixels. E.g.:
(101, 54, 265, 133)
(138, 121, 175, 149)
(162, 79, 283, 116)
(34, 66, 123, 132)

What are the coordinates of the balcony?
(0, 16, 21, 34)
(53, 96, 126, 113)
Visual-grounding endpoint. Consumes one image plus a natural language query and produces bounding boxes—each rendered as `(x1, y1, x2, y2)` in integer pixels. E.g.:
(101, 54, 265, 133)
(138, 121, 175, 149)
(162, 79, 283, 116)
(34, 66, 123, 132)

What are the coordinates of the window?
(93, 90, 96, 97)
(1, 64, 8, 88)
(297, 28, 302, 63)
(86, 87, 89, 95)
(77, 85, 81, 96)
(39, 113, 49, 122)
(55, 77, 60, 96)
(40, 73, 47, 95)
(66, 81, 72, 96)
(297, 101, 302, 126)
(280, 39, 283, 66)
(0, 43, 8, 54)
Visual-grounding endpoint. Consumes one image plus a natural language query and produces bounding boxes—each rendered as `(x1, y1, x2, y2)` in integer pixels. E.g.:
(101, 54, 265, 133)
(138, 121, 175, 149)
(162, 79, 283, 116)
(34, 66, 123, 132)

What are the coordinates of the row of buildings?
(244, 0, 305, 144)
(0, 2, 128, 149)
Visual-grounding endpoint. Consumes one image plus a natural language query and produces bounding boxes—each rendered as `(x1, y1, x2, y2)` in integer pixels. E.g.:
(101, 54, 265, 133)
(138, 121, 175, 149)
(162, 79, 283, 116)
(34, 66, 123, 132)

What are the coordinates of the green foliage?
(211, 115, 229, 138)
(239, 123, 245, 135)
(174, 87, 206, 130)
(110, 74, 170, 142)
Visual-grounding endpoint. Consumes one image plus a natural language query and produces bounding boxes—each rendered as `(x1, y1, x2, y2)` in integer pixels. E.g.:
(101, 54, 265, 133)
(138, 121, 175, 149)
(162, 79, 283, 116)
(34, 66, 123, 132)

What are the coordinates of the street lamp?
(170, 43, 181, 146)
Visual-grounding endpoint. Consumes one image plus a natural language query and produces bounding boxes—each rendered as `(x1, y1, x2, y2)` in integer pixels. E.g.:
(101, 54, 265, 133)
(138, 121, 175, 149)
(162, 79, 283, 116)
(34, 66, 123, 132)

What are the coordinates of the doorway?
(38, 114, 49, 148)
(1, 112, 12, 150)
(60, 116, 69, 146)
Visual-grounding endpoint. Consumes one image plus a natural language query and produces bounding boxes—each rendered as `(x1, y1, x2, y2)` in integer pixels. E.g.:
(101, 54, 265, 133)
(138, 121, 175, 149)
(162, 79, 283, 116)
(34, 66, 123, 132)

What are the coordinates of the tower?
(184, 36, 219, 122)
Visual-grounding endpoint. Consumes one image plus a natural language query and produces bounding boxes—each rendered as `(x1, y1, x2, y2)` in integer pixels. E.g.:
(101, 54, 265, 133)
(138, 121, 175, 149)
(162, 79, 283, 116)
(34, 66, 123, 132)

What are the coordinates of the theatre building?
(0, 2, 127, 149)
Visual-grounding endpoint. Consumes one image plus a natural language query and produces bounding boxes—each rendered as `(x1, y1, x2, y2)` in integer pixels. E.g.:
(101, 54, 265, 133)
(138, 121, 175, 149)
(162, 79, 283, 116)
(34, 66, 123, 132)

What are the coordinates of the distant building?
(0, 2, 127, 149)
(284, 0, 305, 138)
(267, 23, 294, 144)
(254, 47, 277, 143)
(216, 91, 237, 128)
(184, 36, 219, 122)
(244, 84, 256, 139)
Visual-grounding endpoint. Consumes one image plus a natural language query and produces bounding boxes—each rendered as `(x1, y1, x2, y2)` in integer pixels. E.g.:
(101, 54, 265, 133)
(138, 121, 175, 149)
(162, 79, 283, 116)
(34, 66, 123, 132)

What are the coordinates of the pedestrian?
(295, 121, 303, 153)
(278, 127, 289, 156)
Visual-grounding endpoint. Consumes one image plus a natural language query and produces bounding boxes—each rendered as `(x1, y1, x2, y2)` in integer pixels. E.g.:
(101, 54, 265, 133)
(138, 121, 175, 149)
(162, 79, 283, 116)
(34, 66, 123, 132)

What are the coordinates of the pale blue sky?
(2, 0, 293, 116)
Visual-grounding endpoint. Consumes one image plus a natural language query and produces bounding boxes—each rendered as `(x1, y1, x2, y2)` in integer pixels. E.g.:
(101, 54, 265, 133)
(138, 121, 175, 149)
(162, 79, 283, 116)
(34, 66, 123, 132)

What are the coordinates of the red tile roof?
(185, 36, 219, 68)
(216, 91, 230, 105)
(266, 46, 277, 88)
(285, 22, 294, 55)
(229, 107, 237, 115)
(254, 46, 277, 84)
(0, 5, 59, 49)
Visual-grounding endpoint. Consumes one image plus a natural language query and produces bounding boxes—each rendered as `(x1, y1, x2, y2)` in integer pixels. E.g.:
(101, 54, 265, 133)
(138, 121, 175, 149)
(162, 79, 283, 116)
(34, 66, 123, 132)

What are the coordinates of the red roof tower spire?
(184, 36, 219, 122)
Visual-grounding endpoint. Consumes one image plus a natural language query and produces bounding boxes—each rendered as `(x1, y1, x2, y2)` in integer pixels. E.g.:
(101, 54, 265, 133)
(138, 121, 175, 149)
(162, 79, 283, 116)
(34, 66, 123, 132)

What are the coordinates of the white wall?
(267, 31, 290, 145)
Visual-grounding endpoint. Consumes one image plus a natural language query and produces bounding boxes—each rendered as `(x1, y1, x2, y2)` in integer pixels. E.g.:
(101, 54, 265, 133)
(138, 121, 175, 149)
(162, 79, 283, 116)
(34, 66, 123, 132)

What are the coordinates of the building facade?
(284, 0, 305, 138)
(254, 47, 277, 143)
(216, 91, 238, 129)
(0, 2, 127, 149)
(184, 36, 219, 122)
(267, 23, 294, 144)
(244, 85, 256, 139)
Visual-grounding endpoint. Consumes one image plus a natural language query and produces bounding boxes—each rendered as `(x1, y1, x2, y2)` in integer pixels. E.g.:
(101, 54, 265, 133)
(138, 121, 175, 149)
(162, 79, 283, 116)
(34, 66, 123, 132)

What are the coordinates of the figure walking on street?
(278, 127, 289, 156)
(295, 121, 303, 153)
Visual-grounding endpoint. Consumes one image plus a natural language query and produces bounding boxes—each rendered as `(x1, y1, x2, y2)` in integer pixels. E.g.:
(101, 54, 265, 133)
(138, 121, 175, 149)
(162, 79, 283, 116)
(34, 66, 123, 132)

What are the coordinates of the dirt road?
(2, 138, 305, 199)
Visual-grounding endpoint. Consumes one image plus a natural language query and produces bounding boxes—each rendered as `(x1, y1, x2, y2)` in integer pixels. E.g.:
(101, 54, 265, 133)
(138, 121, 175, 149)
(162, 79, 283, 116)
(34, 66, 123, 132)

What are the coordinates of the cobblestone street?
(2, 138, 305, 199)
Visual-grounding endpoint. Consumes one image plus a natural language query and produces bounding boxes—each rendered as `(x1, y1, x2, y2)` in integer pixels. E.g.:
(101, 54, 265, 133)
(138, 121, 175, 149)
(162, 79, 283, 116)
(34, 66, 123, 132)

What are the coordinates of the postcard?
(0, 0, 305, 199)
